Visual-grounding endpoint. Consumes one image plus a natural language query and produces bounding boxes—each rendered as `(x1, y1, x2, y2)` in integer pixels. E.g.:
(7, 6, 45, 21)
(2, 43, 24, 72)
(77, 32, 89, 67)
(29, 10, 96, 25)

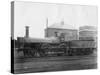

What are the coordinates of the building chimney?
(25, 26, 29, 38)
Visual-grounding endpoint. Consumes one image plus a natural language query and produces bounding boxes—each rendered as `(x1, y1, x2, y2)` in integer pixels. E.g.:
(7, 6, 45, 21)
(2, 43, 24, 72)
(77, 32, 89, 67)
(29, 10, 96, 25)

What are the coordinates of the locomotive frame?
(17, 39, 96, 58)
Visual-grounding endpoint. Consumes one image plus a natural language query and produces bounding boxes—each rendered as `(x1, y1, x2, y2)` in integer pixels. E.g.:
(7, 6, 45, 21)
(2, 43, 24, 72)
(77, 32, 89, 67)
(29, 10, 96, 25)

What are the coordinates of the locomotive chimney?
(25, 26, 29, 38)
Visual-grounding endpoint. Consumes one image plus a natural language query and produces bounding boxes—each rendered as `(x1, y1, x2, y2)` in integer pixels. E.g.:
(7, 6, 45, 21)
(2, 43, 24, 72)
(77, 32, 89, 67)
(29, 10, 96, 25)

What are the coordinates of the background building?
(45, 21, 78, 41)
(79, 26, 97, 41)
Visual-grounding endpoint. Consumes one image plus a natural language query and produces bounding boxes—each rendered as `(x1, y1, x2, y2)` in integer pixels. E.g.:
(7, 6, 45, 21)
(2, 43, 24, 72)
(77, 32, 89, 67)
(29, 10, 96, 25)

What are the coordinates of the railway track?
(15, 54, 96, 63)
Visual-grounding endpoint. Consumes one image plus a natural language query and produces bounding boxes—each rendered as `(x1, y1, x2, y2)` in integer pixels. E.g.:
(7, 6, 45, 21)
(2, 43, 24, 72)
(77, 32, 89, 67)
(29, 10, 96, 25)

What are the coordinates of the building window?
(55, 32, 58, 37)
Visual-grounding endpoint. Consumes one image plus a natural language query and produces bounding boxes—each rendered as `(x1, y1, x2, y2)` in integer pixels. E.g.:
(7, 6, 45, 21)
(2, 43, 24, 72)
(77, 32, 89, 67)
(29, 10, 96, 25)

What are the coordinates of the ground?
(14, 54, 97, 74)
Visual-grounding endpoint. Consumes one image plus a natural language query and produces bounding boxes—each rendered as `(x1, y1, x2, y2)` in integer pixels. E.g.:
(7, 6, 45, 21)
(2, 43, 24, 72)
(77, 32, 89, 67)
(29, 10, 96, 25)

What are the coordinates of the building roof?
(48, 21, 76, 30)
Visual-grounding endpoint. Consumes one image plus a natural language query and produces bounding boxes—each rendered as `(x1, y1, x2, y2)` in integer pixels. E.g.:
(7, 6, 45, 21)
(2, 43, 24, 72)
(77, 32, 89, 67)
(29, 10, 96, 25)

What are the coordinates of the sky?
(14, 1, 98, 39)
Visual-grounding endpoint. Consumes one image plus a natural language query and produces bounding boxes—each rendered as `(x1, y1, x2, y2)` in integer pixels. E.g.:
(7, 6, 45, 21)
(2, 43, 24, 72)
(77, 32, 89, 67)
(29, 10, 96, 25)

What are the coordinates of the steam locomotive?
(17, 37, 96, 57)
